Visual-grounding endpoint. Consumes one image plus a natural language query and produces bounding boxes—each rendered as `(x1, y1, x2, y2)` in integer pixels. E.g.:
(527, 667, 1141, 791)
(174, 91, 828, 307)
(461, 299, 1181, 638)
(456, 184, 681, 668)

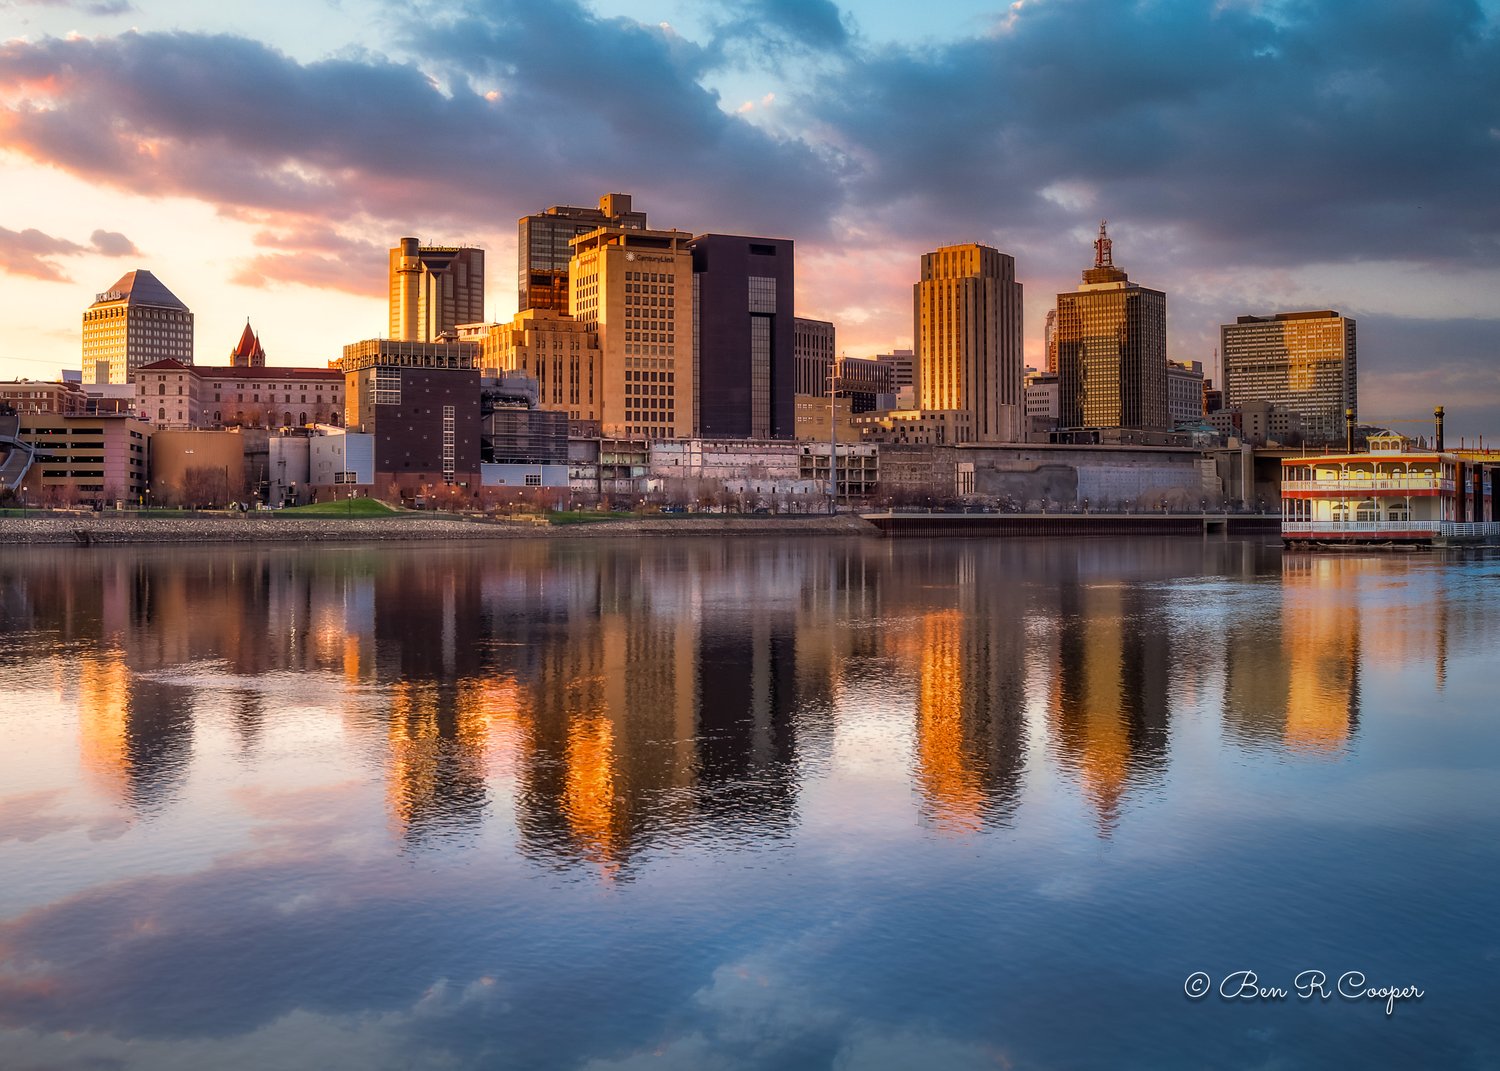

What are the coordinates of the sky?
(2, 0, 1498, 436)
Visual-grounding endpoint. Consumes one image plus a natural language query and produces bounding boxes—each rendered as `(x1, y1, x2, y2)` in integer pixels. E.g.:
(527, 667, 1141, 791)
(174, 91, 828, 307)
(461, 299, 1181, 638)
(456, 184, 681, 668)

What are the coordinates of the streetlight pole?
(828, 361, 839, 515)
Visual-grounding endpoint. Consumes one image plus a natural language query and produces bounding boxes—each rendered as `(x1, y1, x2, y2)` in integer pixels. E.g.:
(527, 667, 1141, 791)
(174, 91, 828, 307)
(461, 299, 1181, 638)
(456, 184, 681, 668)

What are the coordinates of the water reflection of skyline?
(2, 540, 1480, 857)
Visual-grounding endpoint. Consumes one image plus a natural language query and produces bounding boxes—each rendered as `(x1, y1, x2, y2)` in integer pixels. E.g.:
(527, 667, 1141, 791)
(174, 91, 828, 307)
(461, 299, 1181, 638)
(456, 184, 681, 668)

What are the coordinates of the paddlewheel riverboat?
(1282, 427, 1500, 547)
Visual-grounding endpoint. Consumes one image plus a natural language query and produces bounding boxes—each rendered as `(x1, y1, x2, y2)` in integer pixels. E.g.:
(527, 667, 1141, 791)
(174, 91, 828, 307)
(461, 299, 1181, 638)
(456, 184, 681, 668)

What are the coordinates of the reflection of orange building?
(906, 547, 1029, 834)
(916, 611, 986, 832)
(385, 678, 528, 841)
(77, 649, 131, 799)
(514, 562, 702, 872)
(1049, 584, 1169, 834)
(1224, 557, 1362, 754)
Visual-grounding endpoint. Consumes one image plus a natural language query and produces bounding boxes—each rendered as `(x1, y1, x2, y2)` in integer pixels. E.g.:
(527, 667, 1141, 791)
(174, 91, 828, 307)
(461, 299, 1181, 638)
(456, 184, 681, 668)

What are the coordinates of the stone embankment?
(0, 512, 878, 545)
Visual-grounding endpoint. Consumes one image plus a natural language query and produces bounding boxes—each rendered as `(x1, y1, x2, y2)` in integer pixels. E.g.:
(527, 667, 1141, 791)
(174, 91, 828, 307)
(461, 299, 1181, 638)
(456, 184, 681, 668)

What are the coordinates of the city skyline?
(2, 0, 1498, 435)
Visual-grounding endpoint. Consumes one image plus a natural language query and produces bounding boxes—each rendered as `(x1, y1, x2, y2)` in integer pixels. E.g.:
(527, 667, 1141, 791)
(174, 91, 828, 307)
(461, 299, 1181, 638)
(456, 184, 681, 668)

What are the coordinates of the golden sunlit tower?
(914, 243, 1023, 442)
(388, 238, 485, 342)
(1220, 310, 1357, 446)
(81, 269, 194, 385)
(569, 223, 695, 439)
(1055, 222, 1168, 431)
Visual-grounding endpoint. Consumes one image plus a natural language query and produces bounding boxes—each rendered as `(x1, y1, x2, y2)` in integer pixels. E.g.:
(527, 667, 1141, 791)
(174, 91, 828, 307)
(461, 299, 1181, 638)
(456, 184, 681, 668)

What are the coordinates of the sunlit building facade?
(1221, 310, 1356, 445)
(570, 224, 695, 440)
(914, 243, 1023, 442)
(1056, 224, 1167, 431)
(81, 270, 194, 386)
(476, 309, 602, 423)
(388, 238, 485, 342)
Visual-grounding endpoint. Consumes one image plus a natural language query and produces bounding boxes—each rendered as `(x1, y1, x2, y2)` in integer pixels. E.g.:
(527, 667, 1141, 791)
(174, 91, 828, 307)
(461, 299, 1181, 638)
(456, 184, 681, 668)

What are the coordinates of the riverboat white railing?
(1281, 520, 1441, 534)
(1281, 520, 1500, 537)
(1280, 478, 1453, 493)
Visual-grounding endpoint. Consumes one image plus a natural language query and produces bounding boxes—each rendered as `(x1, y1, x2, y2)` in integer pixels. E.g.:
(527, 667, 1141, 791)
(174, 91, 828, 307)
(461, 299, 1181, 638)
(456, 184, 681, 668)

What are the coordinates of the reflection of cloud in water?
(578, 938, 1006, 1071)
(0, 1006, 467, 1071)
(0, 789, 132, 845)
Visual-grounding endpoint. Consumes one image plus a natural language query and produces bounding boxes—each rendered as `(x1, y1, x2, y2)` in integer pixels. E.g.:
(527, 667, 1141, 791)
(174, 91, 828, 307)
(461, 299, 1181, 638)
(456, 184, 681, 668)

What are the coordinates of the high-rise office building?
(519, 193, 647, 313)
(1166, 360, 1205, 428)
(836, 355, 895, 414)
(913, 243, 1023, 442)
(388, 238, 485, 342)
(1055, 223, 1167, 431)
(1043, 309, 1058, 374)
(1220, 311, 1356, 444)
(877, 349, 917, 407)
(794, 318, 835, 397)
(689, 234, 795, 438)
(81, 270, 194, 385)
(570, 223, 695, 439)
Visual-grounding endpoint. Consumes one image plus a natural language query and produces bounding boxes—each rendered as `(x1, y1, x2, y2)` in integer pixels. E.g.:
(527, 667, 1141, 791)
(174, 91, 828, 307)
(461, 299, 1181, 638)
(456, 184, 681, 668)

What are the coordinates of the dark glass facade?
(689, 235, 795, 439)
(518, 195, 648, 312)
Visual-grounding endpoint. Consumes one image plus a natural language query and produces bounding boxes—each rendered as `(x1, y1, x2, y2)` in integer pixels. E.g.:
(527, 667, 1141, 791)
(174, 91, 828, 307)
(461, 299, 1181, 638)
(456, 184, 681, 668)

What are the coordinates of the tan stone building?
(388, 238, 485, 342)
(854, 408, 974, 446)
(82, 270, 194, 385)
(135, 359, 345, 429)
(570, 225, 695, 439)
(149, 428, 249, 505)
(914, 243, 1023, 442)
(475, 309, 603, 423)
(793, 392, 857, 441)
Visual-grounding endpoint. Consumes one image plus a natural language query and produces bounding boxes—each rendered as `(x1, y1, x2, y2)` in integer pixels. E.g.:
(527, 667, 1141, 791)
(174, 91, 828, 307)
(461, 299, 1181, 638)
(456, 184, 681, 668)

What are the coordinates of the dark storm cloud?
(0, 224, 139, 281)
(0, 9, 839, 235)
(0, 32, 502, 221)
(793, 0, 1500, 269)
(401, 0, 841, 235)
(2, 1, 1493, 266)
(708, 0, 851, 65)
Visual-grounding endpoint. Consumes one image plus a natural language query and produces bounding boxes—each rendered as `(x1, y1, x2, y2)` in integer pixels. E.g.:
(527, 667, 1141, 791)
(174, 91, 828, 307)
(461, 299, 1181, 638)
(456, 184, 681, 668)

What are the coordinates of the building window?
(748, 276, 777, 313)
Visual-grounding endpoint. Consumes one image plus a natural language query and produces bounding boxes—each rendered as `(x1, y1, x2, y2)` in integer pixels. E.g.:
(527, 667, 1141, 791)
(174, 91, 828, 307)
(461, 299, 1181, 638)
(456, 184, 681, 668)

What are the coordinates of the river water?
(0, 537, 1497, 1070)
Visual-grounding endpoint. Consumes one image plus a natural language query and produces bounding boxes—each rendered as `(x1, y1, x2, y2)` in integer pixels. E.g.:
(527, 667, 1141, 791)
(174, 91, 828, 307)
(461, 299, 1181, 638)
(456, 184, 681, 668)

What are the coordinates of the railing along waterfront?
(1281, 478, 1453, 493)
(1281, 520, 1441, 534)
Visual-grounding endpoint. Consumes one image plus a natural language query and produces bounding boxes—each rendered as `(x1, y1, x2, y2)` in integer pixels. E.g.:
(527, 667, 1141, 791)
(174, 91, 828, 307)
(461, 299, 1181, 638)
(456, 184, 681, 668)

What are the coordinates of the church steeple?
(231, 319, 266, 367)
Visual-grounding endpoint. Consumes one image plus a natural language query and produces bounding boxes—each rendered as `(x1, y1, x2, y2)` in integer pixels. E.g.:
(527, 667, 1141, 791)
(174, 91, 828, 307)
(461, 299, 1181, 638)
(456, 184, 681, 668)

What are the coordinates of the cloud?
(791, 0, 1500, 272)
(0, 224, 138, 281)
(89, 228, 138, 256)
(3, 0, 135, 15)
(1, 0, 1496, 423)
(0, 12, 841, 243)
(229, 225, 388, 295)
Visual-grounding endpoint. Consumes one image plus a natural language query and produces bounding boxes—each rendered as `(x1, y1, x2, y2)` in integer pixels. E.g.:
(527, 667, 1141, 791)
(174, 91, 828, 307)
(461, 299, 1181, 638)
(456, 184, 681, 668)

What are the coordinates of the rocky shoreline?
(0, 512, 879, 544)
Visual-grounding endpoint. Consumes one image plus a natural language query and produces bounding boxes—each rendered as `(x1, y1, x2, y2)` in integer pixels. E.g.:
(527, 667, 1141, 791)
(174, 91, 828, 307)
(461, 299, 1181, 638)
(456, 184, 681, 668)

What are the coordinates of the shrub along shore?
(0, 510, 877, 545)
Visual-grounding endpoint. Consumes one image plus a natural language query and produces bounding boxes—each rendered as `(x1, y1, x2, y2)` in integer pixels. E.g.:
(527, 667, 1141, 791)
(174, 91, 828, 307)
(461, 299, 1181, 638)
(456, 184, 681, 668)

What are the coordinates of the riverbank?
(0, 511, 879, 544)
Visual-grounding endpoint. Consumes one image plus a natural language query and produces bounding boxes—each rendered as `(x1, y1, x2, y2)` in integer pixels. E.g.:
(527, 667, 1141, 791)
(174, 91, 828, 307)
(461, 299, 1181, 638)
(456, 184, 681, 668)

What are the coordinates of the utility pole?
(828, 357, 840, 514)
